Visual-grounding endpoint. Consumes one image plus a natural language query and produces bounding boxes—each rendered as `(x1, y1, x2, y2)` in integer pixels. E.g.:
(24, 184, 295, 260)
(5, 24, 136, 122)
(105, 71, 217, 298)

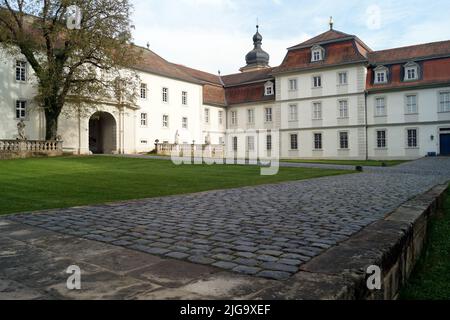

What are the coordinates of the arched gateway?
(88, 112, 117, 154)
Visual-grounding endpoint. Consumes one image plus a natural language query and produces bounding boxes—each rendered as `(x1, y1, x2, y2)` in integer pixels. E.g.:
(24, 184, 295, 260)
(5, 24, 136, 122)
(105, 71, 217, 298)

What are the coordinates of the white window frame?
(162, 87, 169, 103)
(204, 108, 210, 124)
(290, 133, 298, 150)
(246, 136, 255, 152)
(338, 71, 348, 86)
(218, 110, 223, 125)
(15, 100, 27, 120)
(376, 130, 387, 149)
(439, 91, 450, 113)
(162, 114, 169, 128)
(182, 91, 188, 105)
(338, 100, 349, 119)
(339, 131, 349, 150)
(15, 60, 27, 82)
(140, 83, 147, 99)
(312, 102, 322, 120)
(311, 45, 325, 62)
(404, 62, 420, 81)
(289, 104, 298, 122)
(405, 94, 418, 114)
(140, 113, 148, 127)
(312, 75, 322, 88)
(375, 97, 387, 117)
(247, 109, 255, 124)
(266, 134, 272, 151)
(265, 107, 273, 123)
(314, 133, 323, 150)
(406, 128, 419, 148)
(374, 66, 388, 84)
(231, 111, 238, 126)
(264, 81, 274, 96)
(182, 117, 188, 129)
(288, 78, 298, 91)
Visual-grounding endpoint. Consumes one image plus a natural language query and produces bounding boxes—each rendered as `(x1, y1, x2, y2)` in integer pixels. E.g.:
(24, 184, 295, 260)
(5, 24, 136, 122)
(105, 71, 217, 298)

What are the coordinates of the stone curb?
(253, 183, 449, 300)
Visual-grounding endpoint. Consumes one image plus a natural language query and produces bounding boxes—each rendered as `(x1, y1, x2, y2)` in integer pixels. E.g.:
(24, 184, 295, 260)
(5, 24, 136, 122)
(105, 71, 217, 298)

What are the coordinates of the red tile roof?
(221, 68, 273, 86)
(172, 63, 223, 85)
(225, 82, 275, 105)
(289, 29, 353, 49)
(369, 40, 450, 64)
(204, 84, 227, 107)
(274, 39, 369, 74)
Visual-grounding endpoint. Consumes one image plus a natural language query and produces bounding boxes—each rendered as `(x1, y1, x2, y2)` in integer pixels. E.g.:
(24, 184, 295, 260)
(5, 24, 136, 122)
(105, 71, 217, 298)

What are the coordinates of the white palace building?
(1, 22, 450, 160)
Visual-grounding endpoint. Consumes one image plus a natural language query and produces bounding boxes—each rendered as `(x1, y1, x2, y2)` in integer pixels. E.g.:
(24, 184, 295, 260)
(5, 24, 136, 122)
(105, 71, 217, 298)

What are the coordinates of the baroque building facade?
(1, 23, 450, 159)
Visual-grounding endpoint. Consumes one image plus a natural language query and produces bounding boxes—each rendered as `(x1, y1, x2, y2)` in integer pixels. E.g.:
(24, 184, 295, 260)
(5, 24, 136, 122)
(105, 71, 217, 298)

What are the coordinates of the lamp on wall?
(430, 135, 435, 141)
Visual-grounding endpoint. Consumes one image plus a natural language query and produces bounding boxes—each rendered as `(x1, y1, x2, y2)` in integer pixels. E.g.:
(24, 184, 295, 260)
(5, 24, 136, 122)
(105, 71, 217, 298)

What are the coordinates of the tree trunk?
(44, 111, 59, 141)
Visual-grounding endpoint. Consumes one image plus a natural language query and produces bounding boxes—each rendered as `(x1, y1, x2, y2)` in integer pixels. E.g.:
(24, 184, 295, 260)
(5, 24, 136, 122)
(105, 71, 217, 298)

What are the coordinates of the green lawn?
(0, 156, 350, 215)
(400, 187, 450, 300)
(281, 159, 408, 167)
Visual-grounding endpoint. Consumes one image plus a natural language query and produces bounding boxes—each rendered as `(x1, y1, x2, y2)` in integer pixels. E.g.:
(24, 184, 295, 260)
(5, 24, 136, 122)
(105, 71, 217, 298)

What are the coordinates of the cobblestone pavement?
(6, 157, 450, 280)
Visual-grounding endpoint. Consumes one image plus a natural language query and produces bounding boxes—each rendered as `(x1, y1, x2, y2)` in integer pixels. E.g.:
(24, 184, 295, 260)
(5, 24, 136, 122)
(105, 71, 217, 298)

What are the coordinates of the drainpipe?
(78, 107, 81, 155)
(365, 91, 369, 161)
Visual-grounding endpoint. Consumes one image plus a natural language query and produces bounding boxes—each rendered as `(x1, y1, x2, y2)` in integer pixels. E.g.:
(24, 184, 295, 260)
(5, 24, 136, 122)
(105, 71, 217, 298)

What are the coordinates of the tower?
(240, 25, 270, 73)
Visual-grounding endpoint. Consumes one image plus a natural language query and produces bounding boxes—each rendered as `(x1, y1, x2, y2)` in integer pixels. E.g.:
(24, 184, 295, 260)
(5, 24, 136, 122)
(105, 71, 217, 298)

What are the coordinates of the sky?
(131, 0, 450, 75)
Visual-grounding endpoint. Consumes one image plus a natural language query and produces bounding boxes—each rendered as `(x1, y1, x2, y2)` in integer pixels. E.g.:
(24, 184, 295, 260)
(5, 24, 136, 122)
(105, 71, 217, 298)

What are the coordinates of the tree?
(0, 0, 139, 140)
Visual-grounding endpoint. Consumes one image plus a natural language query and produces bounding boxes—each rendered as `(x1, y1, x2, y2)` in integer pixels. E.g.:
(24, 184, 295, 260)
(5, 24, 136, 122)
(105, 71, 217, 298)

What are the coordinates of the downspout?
(365, 91, 369, 161)
(78, 107, 81, 155)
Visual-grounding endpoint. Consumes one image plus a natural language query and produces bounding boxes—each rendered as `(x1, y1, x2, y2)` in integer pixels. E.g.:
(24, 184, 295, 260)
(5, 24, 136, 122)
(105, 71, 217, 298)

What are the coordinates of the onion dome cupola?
(240, 25, 270, 73)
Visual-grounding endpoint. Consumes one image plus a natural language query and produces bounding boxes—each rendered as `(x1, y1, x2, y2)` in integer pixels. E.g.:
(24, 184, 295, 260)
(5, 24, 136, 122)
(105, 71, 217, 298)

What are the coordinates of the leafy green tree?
(0, 0, 139, 140)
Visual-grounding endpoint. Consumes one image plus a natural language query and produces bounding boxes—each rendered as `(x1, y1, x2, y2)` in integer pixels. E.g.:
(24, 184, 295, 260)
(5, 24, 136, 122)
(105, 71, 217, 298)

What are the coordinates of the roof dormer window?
(311, 45, 325, 62)
(404, 62, 420, 81)
(374, 66, 389, 84)
(265, 81, 274, 96)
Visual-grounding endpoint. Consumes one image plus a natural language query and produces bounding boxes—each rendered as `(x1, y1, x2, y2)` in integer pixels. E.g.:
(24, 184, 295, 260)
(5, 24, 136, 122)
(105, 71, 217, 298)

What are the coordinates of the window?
(15, 100, 27, 119)
(231, 111, 237, 125)
(312, 102, 322, 120)
(313, 76, 322, 88)
(339, 132, 349, 149)
(406, 95, 418, 114)
(289, 104, 298, 121)
(218, 111, 223, 125)
(247, 136, 255, 151)
(140, 113, 148, 126)
(140, 83, 147, 99)
(404, 62, 419, 81)
(16, 61, 27, 82)
(339, 100, 349, 118)
(182, 91, 188, 105)
(289, 79, 298, 91)
(314, 133, 322, 150)
(376, 130, 387, 148)
(264, 81, 274, 96)
(162, 115, 169, 127)
(247, 109, 254, 124)
(311, 45, 324, 62)
(338, 72, 348, 85)
(265, 108, 273, 122)
(204, 109, 210, 124)
(233, 137, 238, 152)
(375, 97, 386, 116)
(374, 66, 388, 84)
(407, 129, 418, 148)
(182, 117, 188, 129)
(290, 134, 298, 150)
(162, 87, 169, 103)
(440, 92, 450, 112)
(141, 140, 148, 145)
(266, 134, 272, 151)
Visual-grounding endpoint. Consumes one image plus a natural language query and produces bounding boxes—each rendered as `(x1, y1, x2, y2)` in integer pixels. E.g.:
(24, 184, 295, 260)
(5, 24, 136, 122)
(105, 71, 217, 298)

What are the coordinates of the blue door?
(440, 134, 450, 156)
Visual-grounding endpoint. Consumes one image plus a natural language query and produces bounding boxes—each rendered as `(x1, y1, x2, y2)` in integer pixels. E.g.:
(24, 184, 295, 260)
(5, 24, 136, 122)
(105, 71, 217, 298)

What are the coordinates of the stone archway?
(88, 112, 117, 154)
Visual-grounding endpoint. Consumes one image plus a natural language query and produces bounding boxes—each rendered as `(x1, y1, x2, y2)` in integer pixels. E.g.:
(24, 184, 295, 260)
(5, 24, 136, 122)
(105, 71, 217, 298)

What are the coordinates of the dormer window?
(404, 62, 420, 81)
(374, 66, 388, 84)
(265, 81, 274, 96)
(311, 45, 325, 62)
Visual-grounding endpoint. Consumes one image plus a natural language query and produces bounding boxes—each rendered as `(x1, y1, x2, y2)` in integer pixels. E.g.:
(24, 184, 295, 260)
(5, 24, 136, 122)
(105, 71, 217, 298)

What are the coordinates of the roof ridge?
(370, 39, 450, 55)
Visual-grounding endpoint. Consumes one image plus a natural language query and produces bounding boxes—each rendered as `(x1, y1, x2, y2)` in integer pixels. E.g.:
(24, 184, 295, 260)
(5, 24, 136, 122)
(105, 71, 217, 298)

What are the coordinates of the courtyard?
(1, 156, 449, 299)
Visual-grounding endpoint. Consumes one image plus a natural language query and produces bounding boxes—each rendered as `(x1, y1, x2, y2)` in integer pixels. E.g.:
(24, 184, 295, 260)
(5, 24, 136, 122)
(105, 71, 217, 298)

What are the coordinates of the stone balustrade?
(155, 142, 226, 159)
(0, 140, 64, 159)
